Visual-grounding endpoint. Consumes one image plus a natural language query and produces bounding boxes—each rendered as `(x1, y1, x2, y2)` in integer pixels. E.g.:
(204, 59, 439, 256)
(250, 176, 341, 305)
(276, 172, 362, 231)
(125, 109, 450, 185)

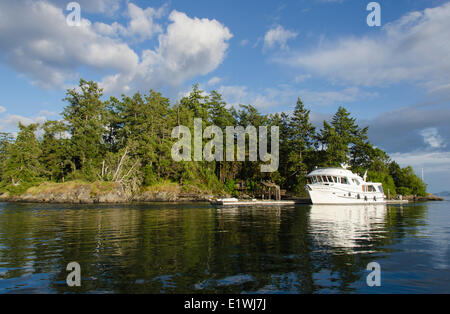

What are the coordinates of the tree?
(289, 99, 316, 186)
(3, 123, 42, 186)
(40, 120, 72, 182)
(208, 90, 236, 182)
(0, 79, 428, 198)
(319, 106, 368, 166)
(0, 132, 14, 182)
(63, 79, 107, 179)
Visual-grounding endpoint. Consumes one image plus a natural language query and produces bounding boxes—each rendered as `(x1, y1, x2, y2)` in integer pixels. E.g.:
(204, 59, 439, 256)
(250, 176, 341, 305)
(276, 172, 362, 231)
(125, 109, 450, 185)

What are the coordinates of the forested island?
(0, 79, 428, 203)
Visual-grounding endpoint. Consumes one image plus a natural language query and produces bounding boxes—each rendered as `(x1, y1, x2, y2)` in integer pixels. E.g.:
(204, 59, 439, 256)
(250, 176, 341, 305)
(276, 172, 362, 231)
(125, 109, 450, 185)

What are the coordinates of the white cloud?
(100, 10, 233, 93)
(0, 1, 232, 95)
(208, 77, 222, 86)
(0, 0, 140, 89)
(240, 39, 249, 46)
(218, 85, 249, 106)
(0, 106, 6, 113)
(59, 0, 121, 15)
(391, 151, 450, 174)
(294, 74, 312, 83)
(157, 11, 232, 85)
(264, 25, 298, 50)
(93, 3, 165, 42)
(215, 84, 372, 111)
(0, 113, 48, 131)
(279, 2, 450, 89)
(420, 128, 446, 149)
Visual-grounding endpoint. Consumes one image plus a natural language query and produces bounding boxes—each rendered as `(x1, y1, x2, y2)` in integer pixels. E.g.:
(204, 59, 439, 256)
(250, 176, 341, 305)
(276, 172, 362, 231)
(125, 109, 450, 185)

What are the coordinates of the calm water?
(0, 199, 449, 294)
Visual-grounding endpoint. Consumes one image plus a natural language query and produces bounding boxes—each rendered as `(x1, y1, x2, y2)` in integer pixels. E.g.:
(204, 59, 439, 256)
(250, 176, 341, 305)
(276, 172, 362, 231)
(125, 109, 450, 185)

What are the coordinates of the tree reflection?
(0, 202, 429, 293)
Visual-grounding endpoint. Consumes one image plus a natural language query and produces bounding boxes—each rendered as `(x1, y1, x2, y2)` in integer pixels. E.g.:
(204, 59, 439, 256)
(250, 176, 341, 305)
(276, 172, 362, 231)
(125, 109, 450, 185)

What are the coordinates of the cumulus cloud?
(0, 1, 232, 94)
(49, 0, 121, 15)
(93, 3, 165, 42)
(264, 25, 298, 50)
(0, 106, 6, 114)
(101, 10, 232, 93)
(0, 0, 139, 89)
(278, 2, 450, 89)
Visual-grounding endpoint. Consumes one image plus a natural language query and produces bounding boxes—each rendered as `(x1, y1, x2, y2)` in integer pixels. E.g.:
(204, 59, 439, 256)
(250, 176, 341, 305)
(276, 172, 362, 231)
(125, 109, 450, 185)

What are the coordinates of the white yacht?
(305, 166, 386, 205)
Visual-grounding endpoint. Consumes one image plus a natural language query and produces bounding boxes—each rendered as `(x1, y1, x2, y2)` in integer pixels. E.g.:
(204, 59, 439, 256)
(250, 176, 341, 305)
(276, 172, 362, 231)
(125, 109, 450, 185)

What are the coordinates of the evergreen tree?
(40, 120, 71, 182)
(62, 79, 107, 179)
(0, 132, 14, 182)
(3, 123, 42, 186)
(286, 98, 316, 191)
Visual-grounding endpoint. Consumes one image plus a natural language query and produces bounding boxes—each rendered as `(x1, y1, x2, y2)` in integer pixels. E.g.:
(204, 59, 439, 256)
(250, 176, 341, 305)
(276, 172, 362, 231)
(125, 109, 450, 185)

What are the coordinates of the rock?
(0, 182, 220, 204)
(403, 193, 444, 202)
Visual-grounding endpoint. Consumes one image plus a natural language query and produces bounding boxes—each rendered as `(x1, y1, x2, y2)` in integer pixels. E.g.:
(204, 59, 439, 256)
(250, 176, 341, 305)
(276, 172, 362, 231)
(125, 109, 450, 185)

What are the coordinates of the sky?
(0, 0, 449, 192)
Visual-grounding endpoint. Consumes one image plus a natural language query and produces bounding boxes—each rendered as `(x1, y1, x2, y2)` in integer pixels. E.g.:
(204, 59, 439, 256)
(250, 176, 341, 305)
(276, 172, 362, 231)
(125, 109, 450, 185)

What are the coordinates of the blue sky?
(0, 0, 449, 192)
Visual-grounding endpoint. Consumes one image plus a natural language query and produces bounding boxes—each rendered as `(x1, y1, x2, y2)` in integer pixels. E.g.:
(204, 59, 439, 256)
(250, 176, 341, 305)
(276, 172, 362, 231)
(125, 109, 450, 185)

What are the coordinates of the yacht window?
(327, 176, 333, 183)
(341, 177, 349, 184)
(378, 186, 384, 193)
(368, 185, 376, 192)
(332, 176, 338, 183)
(322, 176, 328, 182)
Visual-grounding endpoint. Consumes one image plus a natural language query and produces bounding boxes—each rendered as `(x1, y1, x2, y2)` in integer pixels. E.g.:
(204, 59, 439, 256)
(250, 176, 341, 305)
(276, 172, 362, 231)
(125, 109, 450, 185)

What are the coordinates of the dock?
(210, 199, 296, 206)
(386, 200, 409, 204)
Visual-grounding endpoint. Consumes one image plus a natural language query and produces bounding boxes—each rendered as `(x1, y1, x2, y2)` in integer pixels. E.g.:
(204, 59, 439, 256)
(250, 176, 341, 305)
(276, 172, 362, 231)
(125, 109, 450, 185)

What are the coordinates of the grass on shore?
(1, 179, 222, 197)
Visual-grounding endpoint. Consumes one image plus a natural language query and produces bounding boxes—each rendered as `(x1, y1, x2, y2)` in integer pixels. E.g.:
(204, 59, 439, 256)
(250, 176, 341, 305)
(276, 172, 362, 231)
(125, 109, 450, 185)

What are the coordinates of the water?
(0, 200, 449, 294)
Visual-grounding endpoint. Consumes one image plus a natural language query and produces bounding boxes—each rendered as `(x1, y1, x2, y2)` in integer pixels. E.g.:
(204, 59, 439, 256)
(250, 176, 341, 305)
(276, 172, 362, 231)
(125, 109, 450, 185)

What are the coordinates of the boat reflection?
(309, 204, 387, 253)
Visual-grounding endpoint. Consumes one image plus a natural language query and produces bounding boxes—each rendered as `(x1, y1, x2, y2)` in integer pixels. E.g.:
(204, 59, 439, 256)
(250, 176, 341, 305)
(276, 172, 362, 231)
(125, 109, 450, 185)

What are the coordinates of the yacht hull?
(307, 188, 386, 205)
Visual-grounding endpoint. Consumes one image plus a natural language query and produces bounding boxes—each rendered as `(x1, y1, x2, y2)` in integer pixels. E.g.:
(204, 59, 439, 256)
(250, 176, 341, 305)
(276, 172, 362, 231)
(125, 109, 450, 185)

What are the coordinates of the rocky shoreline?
(0, 182, 216, 204)
(0, 182, 444, 204)
(402, 193, 444, 202)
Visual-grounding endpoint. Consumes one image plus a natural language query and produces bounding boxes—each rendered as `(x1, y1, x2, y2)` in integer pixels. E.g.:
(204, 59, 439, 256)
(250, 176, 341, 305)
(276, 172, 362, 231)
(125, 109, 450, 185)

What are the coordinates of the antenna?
(363, 170, 368, 182)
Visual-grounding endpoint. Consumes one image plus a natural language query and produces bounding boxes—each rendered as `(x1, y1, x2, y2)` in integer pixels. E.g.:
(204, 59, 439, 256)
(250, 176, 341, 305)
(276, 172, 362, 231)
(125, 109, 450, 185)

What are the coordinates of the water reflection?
(0, 201, 443, 293)
(309, 204, 387, 253)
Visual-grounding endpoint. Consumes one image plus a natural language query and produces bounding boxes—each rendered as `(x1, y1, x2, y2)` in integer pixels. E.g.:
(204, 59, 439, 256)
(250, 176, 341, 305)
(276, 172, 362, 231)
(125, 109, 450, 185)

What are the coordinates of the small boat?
(210, 198, 295, 206)
(305, 165, 386, 205)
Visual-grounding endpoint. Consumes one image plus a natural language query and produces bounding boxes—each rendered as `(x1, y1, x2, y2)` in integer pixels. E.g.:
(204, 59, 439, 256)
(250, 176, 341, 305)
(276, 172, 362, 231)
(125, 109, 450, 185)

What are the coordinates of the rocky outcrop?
(403, 193, 444, 202)
(0, 182, 128, 204)
(0, 182, 217, 204)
